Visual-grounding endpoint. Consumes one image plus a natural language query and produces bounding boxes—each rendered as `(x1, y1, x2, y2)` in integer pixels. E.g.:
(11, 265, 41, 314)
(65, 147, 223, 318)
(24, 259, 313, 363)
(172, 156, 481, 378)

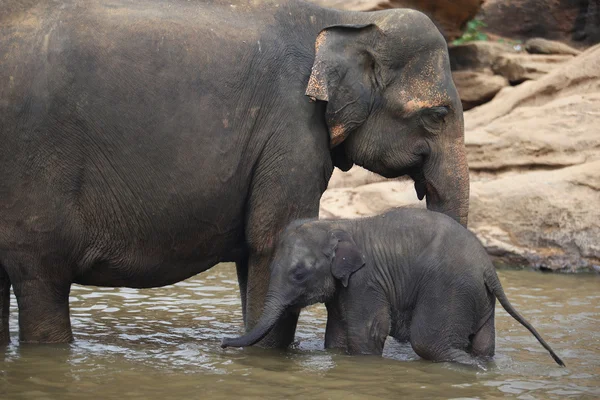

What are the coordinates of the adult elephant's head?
(307, 10, 469, 226)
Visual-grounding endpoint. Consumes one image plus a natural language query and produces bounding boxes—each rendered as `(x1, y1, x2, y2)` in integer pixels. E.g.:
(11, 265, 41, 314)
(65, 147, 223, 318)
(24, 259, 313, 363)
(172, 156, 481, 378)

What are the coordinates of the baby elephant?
(222, 208, 565, 368)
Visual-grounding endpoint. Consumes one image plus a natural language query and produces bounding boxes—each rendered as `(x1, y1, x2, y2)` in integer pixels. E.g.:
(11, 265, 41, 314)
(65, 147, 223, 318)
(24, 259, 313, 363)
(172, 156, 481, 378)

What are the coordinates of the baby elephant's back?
(385, 208, 493, 299)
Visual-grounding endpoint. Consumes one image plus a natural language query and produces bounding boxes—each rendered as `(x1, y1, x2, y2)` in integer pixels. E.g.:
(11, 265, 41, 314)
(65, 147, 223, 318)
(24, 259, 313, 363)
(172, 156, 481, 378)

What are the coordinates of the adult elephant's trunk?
(423, 133, 470, 227)
(221, 294, 287, 348)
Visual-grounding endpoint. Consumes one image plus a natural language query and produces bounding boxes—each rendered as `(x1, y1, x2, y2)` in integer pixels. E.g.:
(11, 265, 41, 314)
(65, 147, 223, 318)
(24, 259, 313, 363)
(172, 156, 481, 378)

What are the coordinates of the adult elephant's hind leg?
(0, 264, 11, 344)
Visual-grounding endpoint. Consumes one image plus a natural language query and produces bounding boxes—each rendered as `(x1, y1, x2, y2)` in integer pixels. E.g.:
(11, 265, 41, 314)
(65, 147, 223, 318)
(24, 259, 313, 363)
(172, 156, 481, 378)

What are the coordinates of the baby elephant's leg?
(345, 302, 391, 356)
(471, 313, 495, 359)
(410, 301, 487, 369)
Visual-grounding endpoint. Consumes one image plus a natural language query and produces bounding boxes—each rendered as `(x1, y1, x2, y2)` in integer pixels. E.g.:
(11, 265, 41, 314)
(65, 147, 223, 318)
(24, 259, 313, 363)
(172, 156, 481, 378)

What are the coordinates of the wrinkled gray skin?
(222, 209, 565, 369)
(0, 0, 469, 346)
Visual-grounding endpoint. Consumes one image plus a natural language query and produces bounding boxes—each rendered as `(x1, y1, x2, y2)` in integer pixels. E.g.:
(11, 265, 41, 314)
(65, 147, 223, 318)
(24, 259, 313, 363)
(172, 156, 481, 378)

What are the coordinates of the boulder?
(466, 43, 600, 131)
(469, 162, 600, 272)
(449, 41, 517, 71)
(466, 93, 600, 170)
(452, 69, 508, 110)
(491, 53, 575, 83)
(478, 0, 600, 47)
(307, 0, 484, 41)
(525, 37, 582, 55)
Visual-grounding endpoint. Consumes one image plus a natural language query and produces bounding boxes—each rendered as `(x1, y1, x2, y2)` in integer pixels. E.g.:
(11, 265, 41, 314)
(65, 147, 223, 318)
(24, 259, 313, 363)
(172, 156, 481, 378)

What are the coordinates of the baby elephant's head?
(221, 221, 365, 348)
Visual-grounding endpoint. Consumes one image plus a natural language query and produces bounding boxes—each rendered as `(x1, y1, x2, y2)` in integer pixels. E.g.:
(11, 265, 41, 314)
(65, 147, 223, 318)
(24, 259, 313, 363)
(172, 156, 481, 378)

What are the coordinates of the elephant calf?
(222, 208, 565, 368)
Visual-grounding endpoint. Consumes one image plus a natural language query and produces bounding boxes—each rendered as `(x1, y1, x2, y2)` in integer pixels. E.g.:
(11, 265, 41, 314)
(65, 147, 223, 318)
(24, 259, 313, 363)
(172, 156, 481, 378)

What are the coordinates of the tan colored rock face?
(466, 93, 600, 170)
(466, 44, 600, 131)
(452, 69, 508, 110)
(469, 162, 600, 272)
(525, 38, 582, 56)
(492, 53, 575, 83)
(449, 41, 518, 71)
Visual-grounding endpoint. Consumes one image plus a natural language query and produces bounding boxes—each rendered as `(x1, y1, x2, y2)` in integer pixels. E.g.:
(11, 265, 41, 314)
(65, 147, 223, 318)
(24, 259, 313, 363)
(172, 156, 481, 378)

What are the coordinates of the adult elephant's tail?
(484, 269, 565, 367)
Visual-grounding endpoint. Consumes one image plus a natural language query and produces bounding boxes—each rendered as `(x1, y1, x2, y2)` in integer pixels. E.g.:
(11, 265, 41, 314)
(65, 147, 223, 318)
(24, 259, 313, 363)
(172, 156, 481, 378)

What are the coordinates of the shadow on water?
(1, 264, 599, 399)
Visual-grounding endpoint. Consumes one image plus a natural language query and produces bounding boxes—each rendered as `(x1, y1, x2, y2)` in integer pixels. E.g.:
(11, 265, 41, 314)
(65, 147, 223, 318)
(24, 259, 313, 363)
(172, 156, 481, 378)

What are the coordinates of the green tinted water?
(1, 265, 599, 399)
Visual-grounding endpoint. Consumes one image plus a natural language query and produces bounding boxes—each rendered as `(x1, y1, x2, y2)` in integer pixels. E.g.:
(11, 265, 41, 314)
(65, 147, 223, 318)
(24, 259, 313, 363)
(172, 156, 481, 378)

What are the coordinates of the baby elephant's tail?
(484, 269, 565, 367)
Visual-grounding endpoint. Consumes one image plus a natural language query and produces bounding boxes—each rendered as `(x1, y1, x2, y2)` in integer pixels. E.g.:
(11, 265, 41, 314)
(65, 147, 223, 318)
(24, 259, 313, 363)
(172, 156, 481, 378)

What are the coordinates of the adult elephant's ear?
(329, 230, 366, 287)
(306, 24, 381, 148)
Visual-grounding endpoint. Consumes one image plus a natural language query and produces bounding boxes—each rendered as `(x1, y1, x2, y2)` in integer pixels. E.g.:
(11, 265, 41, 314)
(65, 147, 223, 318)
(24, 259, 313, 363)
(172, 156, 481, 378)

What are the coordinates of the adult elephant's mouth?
(409, 166, 428, 201)
(414, 180, 427, 200)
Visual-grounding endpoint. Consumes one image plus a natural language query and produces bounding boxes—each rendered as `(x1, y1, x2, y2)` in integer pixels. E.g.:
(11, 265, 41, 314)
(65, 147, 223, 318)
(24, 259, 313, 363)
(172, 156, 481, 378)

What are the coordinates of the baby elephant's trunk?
(221, 297, 286, 348)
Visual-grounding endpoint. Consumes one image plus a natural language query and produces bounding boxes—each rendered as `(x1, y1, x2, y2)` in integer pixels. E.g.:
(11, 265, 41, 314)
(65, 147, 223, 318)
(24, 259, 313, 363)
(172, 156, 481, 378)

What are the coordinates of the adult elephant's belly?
(71, 187, 247, 289)
(73, 224, 245, 289)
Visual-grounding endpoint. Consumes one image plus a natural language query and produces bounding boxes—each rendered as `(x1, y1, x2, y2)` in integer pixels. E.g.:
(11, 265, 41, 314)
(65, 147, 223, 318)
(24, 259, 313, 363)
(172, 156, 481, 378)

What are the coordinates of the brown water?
(1, 264, 599, 399)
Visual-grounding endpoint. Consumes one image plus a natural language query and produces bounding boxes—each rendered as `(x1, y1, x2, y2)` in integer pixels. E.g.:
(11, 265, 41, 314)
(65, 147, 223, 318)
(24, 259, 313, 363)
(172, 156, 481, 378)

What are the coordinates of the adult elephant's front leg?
(242, 147, 330, 348)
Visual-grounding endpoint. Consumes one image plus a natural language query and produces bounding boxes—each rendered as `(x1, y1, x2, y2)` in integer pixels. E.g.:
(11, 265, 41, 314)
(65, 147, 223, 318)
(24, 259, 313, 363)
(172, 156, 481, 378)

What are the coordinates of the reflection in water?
(1, 264, 599, 399)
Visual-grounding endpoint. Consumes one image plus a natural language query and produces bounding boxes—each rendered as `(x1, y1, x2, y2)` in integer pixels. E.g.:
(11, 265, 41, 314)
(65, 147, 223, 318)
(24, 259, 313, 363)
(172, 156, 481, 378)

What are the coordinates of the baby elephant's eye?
(292, 263, 308, 281)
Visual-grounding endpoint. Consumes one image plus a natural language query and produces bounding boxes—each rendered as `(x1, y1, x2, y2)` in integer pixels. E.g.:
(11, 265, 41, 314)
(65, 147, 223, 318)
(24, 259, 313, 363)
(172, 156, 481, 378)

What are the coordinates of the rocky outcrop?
(465, 43, 600, 132)
(322, 44, 600, 272)
(491, 53, 575, 83)
(525, 38, 583, 56)
(478, 0, 600, 48)
(469, 162, 600, 272)
(451, 69, 508, 110)
(449, 41, 517, 71)
(448, 41, 574, 109)
(307, 0, 484, 41)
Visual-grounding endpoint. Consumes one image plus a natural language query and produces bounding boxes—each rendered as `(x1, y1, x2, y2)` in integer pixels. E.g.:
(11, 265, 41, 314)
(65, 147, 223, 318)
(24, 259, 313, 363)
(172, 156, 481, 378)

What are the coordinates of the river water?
(1, 264, 598, 399)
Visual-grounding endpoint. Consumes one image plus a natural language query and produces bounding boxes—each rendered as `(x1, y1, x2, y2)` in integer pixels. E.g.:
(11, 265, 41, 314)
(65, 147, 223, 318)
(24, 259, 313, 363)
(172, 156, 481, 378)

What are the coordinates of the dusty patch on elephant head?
(306, 31, 329, 101)
(306, 68, 328, 101)
(329, 125, 346, 148)
(405, 99, 436, 114)
(314, 30, 327, 52)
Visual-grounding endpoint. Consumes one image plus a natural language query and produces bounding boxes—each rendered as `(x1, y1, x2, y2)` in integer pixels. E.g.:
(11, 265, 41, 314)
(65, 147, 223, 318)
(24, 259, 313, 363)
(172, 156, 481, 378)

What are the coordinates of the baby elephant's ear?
(330, 230, 366, 287)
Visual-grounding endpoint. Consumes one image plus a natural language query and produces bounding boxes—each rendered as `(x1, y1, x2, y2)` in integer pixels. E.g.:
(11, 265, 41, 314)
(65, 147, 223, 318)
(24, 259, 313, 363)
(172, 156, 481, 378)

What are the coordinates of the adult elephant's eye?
(420, 106, 449, 134)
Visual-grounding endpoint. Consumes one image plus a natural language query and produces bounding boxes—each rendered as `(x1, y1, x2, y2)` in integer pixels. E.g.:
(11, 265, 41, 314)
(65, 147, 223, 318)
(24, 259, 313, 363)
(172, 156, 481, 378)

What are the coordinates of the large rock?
(307, 0, 484, 41)
(491, 53, 575, 83)
(479, 0, 600, 48)
(466, 43, 600, 131)
(466, 92, 600, 170)
(469, 162, 600, 272)
(449, 41, 517, 71)
(452, 69, 508, 110)
(525, 38, 583, 56)
(322, 44, 600, 272)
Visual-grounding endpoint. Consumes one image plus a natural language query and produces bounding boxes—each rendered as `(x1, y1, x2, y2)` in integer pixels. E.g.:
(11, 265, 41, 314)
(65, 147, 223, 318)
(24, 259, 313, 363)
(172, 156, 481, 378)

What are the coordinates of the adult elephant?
(0, 0, 469, 346)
